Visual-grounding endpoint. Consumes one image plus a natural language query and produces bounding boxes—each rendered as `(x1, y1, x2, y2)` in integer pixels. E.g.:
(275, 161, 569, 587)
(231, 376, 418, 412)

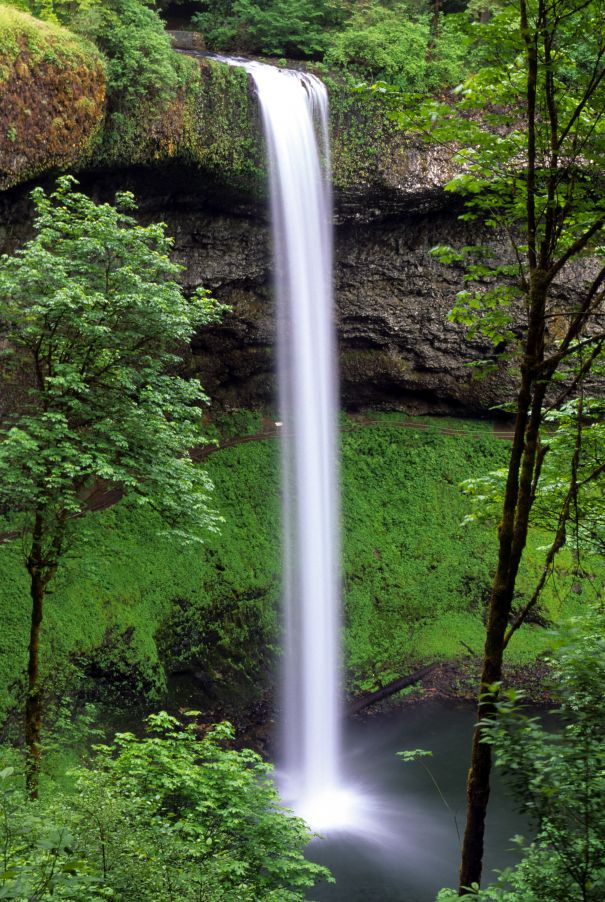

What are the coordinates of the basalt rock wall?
(0, 13, 591, 417)
(2, 166, 508, 415)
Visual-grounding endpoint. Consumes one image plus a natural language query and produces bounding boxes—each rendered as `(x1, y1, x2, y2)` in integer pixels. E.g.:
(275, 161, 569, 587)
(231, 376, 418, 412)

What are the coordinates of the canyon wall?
(0, 15, 587, 415)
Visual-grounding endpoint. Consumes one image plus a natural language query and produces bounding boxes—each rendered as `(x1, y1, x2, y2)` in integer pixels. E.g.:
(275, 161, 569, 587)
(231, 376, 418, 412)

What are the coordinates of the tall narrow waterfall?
(236, 61, 346, 828)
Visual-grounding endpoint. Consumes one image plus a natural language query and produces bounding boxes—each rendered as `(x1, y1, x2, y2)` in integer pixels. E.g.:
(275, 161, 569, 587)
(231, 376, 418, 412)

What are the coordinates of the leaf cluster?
(0, 177, 223, 551)
(0, 715, 330, 900)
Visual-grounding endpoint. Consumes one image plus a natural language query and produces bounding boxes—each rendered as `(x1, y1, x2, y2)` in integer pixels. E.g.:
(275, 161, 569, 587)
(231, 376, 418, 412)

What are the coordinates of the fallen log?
(348, 663, 439, 715)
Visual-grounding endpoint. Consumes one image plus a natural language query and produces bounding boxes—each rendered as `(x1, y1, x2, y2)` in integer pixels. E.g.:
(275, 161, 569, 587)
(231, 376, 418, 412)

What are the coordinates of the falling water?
(222, 59, 351, 829)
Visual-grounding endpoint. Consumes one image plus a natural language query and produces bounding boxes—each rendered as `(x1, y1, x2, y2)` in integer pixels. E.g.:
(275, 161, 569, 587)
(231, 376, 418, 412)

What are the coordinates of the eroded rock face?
(120, 175, 512, 415)
(0, 166, 518, 415)
(7, 167, 597, 415)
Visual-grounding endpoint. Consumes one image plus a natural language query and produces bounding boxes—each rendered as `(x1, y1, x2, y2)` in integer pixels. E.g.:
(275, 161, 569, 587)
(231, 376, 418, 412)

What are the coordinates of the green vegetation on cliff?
(5, 0, 202, 162)
(192, 0, 473, 92)
(0, 5, 105, 188)
(0, 413, 596, 724)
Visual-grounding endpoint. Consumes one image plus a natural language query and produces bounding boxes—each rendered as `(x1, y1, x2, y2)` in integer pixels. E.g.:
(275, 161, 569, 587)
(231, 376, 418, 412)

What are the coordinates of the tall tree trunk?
(25, 567, 44, 800)
(458, 287, 548, 891)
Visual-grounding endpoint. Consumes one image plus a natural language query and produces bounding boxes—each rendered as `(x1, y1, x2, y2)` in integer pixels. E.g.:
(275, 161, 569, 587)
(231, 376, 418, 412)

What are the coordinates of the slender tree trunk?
(458, 282, 548, 891)
(25, 566, 45, 800)
(24, 510, 61, 801)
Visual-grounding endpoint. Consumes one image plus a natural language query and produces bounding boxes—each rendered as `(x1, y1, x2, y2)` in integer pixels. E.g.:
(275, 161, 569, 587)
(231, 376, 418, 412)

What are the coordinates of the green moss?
(0, 413, 600, 721)
(0, 4, 105, 188)
(0, 5, 98, 77)
(321, 75, 406, 192)
(182, 59, 264, 189)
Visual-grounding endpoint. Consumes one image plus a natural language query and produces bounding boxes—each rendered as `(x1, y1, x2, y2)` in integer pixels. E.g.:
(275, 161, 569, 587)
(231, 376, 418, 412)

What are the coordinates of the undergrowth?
(0, 413, 598, 722)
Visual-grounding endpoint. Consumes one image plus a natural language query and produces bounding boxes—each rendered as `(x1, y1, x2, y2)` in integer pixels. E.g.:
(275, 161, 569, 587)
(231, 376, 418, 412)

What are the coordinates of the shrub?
(325, 3, 472, 91)
(0, 713, 330, 901)
(193, 0, 347, 57)
(325, 4, 432, 90)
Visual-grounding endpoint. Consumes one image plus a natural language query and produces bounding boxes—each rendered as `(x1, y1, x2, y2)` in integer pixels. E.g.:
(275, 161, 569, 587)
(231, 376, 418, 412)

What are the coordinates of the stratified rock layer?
(79, 173, 502, 415)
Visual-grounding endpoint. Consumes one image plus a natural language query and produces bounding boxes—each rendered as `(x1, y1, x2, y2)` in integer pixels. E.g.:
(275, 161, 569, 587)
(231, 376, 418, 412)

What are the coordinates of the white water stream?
(223, 59, 357, 830)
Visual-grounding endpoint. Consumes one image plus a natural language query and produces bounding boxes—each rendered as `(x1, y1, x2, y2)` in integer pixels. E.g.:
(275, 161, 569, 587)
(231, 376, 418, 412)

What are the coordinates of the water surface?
(307, 700, 527, 902)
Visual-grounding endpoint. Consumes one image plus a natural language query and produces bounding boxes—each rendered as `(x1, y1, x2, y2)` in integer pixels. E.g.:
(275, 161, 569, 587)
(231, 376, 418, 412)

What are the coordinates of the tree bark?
(24, 509, 62, 801)
(347, 663, 438, 715)
(25, 565, 45, 800)
(458, 278, 548, 891)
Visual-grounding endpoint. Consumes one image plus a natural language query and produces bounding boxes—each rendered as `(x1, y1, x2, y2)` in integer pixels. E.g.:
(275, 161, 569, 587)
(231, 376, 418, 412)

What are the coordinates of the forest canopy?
(8, 0, 482, 93)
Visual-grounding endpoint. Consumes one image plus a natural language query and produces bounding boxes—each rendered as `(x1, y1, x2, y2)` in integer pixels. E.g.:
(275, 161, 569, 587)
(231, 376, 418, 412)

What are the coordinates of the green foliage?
(459, 398, 605, 557)
(192, 0, 472, 87)
(0, 765, 103, 900)
(0, 176, 223, 758)
(0, 714, 329, 900)
(325, 5, 471, 91)
(73, 0, 197, 158)
(397, 748, 433, 761)
(0, 176, 221, 545)
(193, 0, 346, 57)
(437, 605, 605, 901)
(0, 3, 101, 81)
(325, 4, 431, 90)
(389, 0, 605, 356)
(0, 413, 598, 719)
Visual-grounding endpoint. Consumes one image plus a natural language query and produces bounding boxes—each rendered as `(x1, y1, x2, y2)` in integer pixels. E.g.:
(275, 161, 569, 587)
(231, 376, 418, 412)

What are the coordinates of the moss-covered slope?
(0, 5, 105, 189)
(0, 414, 596, 722)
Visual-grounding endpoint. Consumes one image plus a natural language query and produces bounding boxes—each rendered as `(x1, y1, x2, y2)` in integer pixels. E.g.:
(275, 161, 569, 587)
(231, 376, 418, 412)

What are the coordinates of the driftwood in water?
(348, 663, 439, 715)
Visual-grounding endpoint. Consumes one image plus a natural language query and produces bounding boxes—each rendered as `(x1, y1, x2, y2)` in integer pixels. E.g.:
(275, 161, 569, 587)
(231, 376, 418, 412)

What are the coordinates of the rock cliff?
(0, 16, 584, 415)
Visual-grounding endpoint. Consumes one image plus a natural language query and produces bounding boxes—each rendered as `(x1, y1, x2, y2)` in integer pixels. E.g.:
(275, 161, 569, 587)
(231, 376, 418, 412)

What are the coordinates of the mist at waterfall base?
(303, 700, 528, 902)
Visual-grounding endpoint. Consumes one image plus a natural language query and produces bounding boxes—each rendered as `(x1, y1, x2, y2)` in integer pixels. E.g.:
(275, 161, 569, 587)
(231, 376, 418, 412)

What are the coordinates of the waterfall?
(223, 59, 352, 829)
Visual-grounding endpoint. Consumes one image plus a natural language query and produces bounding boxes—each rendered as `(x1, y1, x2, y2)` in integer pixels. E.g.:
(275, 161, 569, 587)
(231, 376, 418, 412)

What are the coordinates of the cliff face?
(77, 172, 505, 415)
(0, 13, 496, 416)
(0, 19, 573, 415)
(0, 10, 457, 217)
(2, 164, 505, 415)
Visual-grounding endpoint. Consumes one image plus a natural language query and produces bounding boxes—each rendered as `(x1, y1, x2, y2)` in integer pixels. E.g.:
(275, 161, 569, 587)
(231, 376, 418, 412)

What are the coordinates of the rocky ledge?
(0, 14, 591, 415)
(0, 8, 458, 218)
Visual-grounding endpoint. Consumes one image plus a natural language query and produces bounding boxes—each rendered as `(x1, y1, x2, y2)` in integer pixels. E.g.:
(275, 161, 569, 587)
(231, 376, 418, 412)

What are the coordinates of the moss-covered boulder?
(0, 5, 105, 189)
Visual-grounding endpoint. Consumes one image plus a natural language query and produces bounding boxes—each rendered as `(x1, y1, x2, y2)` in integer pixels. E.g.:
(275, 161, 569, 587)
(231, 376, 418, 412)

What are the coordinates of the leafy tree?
(324, 3, 471, 91)
(385, 0, 605, 889)
(0, 714, 330, 900)
(193, 0, 347, 57)
(0, 177, 221, 797)
(459, 393, 605, 634)
(437, 606, 605, 901)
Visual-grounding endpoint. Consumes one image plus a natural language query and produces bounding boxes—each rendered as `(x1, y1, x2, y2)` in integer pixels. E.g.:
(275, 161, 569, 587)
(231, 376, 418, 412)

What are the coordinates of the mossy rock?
(182, 58, 265, 193)
(0, 4, 105, 189)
